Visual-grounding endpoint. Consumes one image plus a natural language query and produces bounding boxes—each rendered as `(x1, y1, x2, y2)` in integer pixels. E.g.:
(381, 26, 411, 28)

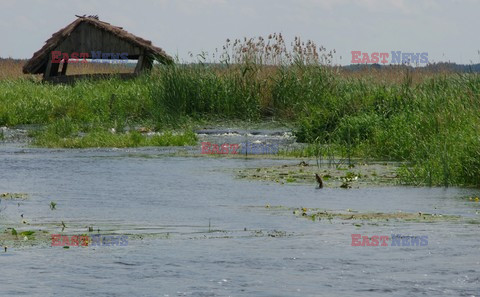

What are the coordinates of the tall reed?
(0, 34, 479, 186)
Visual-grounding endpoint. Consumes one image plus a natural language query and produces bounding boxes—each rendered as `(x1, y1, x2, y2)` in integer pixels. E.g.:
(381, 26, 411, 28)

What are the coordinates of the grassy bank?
(285, 70, 480, 187)
(33, 128, 197, 149)
(1, 35, 479, 186)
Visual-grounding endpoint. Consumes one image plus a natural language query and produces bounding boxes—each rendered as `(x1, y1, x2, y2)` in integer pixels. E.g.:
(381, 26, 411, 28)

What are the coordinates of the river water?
(0, 131, 479, 296)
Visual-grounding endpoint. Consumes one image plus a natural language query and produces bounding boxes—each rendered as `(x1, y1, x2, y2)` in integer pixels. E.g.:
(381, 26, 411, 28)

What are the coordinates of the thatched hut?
(23, 16, 173, 82)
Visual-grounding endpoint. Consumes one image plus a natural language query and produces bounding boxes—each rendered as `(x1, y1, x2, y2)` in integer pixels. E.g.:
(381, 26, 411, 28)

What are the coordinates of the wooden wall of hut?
(43, 22, 151, 80)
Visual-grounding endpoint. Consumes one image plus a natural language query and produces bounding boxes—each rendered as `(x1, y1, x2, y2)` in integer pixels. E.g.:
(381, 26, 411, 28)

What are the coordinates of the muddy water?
(1, 134, 479, 296)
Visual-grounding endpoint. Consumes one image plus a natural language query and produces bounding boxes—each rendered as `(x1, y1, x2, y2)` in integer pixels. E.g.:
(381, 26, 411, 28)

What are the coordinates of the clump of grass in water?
(0, 192, 29, 200)
(20, 231, 35, 240)
(34, 125, 197, 149)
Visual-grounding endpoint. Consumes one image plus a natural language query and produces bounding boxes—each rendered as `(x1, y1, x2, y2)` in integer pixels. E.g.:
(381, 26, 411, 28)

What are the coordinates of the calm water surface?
(0, 138, 479, 296)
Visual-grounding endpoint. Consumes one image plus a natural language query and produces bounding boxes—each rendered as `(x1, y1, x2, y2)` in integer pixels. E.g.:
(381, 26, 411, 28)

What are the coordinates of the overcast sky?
(0, 0, 479, 65)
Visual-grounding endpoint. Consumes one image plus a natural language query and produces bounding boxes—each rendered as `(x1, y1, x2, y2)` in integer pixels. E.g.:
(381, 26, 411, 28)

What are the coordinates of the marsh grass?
(34, 127, 197, 149)
(1, 35, 479, 186)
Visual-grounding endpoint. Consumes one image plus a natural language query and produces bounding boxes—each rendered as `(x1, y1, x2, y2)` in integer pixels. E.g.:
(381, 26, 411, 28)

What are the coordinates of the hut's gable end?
(23, 17, 173, 81)
(55, 22, 143, 58)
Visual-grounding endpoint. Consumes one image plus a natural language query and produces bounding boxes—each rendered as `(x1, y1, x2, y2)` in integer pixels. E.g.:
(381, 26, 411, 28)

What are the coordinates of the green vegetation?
(291, 208, 462, 223)
(1, 67, 479, 187)
(0, 192, 29, 200)
(20, 230, 36, 240)
(0, 34, 479, 187)
(293, 72, 480, 188)
(34, 125, 197, 148)
(237, 162, 399, 188)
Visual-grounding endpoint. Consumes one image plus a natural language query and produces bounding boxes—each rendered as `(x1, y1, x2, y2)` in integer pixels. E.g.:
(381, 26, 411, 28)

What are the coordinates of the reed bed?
(1, 35, 479, 186)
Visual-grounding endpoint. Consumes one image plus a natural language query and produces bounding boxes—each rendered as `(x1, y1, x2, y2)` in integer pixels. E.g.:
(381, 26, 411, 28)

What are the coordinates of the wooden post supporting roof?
(134, 53, 145, 74)
(44, 58, 53, 79)
(61, 59, 68, 76)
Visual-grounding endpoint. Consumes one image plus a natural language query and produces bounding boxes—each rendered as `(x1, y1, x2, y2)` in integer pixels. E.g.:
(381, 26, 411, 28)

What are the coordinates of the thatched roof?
(23, 16, 173, 74)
